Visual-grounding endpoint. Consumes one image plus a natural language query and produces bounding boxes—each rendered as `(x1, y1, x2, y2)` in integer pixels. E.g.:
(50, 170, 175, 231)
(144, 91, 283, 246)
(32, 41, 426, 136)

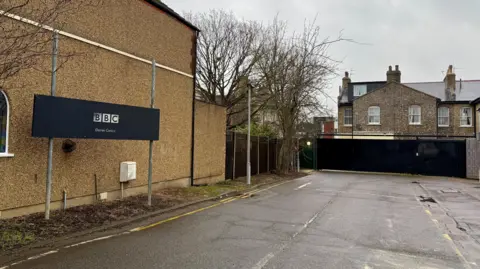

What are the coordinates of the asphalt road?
(9, 172, 474, 269)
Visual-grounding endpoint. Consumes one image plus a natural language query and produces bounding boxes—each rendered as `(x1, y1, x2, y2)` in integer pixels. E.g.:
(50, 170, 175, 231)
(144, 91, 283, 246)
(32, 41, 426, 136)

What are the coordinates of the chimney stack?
(386, 65, 401, 83)
(444, 65, 456, 101)
(342, 71, 351, 90)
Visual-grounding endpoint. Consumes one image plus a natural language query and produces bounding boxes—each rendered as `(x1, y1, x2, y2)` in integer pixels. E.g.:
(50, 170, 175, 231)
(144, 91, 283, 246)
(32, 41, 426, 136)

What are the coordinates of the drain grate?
(419, 196, 437, 203)
(441, 189, 460, 193)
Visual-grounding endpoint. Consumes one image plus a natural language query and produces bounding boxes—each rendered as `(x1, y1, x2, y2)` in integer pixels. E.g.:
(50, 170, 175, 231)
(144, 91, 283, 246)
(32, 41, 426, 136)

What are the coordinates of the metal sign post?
(45, 31, 58, 220)
(246, 85, 251, 185)
(148, 59, 156, 206)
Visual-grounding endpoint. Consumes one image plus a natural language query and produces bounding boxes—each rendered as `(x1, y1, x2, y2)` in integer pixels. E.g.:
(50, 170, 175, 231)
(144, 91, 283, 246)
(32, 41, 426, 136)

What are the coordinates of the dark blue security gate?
(316, 139, 466, 178)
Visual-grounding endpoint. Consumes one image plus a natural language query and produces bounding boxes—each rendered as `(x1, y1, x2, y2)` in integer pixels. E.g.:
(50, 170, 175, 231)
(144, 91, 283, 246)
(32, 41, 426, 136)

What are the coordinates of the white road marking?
(304, 213, 319, 228)
(6, 250, 60, 267)
(65, 235, 114, 248)
(364, 265, 372, 269)
(315, 189, 410, 200)
(386, 218, 393, 229)
(295, 182, 311, 190)
(27, 250, 58, 260)
(251, 252, 275, 269)
(253, 209, 321, 268)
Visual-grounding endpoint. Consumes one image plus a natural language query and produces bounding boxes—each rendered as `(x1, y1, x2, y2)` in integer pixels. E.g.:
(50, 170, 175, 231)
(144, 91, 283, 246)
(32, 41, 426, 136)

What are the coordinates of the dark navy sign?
(32, 95, 160, 140)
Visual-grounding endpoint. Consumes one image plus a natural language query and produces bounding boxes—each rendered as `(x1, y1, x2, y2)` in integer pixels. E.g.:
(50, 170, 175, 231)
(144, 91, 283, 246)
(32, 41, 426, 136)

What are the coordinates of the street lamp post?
(246, 82, 251, 185)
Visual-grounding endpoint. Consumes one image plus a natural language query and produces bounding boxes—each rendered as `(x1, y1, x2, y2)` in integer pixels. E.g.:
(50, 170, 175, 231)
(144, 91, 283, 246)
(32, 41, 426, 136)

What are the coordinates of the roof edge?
(338, 102, 352, 107)
(440, 100, 471, 105)
(470, 97, 480, 105)
(354, 81, 441, 102)
(145, 0, 200, 31)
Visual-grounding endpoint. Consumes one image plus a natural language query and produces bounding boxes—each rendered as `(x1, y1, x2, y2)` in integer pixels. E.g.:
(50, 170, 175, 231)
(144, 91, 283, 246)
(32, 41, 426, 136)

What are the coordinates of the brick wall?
(437, 104, 476, 136)
(353, 82, 438, 135)
(0, 1, 200, 216)
(338, 105, 352, 134)
(194, 101, 227, 185)
(467, 138, 480, 179)
(477, 104, 480, 138)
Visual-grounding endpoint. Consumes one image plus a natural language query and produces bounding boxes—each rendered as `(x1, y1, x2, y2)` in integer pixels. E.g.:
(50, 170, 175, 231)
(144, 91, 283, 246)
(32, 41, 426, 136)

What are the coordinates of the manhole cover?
(441, 189, 460, 193)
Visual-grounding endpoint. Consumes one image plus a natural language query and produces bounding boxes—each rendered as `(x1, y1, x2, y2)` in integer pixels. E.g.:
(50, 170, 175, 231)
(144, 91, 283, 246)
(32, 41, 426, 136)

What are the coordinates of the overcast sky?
(167, 0, 480, 114)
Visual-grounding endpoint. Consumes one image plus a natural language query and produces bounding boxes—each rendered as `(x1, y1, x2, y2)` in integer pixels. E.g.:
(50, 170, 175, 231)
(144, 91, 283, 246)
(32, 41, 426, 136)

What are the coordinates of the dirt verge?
(0, 173, 306, 253)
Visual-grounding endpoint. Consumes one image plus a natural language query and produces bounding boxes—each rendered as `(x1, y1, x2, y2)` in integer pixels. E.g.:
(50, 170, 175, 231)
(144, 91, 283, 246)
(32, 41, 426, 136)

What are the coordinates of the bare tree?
(256, 17, 344, 173)
(185, 10, 268, 128)
(0, 0, 100, 87)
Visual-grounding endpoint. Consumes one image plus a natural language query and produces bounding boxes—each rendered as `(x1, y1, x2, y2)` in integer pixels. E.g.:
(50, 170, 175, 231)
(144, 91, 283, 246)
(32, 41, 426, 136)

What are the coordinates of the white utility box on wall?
(120, 162, 136, 182)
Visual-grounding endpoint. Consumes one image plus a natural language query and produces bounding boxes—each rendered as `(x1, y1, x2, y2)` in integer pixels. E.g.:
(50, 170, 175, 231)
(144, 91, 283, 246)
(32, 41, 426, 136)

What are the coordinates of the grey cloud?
(167, 0, 480, 113)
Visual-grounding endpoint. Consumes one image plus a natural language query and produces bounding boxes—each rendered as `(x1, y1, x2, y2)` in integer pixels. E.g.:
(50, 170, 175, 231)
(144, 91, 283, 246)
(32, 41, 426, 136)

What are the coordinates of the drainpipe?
(190, 30, 199, 186)
(474, 104, 478, 140)
(436, 100, 439, 138)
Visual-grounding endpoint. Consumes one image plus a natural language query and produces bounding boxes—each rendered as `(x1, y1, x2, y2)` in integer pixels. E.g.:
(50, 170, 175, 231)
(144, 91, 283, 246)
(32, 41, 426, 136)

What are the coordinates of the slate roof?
(405, 80, 480, 101)
(338, 80, 480, 104)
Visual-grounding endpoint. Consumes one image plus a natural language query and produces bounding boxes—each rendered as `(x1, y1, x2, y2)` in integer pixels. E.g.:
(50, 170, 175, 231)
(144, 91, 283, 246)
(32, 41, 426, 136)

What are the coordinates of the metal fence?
(225, 132, 280, 179)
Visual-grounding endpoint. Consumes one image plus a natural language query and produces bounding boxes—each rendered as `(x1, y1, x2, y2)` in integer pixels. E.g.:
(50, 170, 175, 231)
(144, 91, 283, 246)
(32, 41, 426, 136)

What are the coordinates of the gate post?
(257, 136, 260, 175)
(232, 132, 236, 179)
(267, 137, 270, 172)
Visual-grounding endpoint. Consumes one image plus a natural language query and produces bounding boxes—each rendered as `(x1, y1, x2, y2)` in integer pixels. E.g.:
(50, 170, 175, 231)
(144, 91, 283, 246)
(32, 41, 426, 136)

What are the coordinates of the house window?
(408, 105, 421, 125)
(344, 108, 352, 126)
(0, 90, 10, 155)
(460, 107, 473, 127)
(368, 106, 380, 124)
(438, 107, 449, 127)
(353, 85, 367, 97)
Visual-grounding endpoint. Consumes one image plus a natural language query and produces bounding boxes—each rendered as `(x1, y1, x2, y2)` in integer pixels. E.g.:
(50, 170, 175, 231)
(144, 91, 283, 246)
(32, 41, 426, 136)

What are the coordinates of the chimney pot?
(386, 65, 401, 83)
(444, 65, 456, 100)
(342, 70, 351, 89)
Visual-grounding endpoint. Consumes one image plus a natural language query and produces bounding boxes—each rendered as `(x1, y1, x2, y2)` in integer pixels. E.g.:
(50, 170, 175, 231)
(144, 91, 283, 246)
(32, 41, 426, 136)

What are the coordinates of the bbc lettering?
(93, 113, 119, 124)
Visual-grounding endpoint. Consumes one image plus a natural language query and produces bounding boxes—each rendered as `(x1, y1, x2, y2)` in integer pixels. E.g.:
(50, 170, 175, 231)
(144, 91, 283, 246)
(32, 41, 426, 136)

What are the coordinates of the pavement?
(4, 172, 480, 269)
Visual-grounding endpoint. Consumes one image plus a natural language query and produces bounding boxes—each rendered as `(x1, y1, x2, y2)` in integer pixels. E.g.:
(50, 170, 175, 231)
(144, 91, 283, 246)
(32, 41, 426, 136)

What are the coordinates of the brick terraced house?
(337, 65, 480, 139)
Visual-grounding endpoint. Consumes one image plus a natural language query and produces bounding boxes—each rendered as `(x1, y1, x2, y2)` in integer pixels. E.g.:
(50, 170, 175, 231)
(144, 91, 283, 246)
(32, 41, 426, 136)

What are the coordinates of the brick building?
(337, 65, 480, 139)
(0, 0, 228, 218)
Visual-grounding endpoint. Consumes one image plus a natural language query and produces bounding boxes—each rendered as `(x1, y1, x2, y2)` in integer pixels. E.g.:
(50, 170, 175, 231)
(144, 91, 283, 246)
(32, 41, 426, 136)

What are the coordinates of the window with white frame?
(438, 107, 449, 127)
(344, 108, 353, 125)
(460, 107, 473, 127)
(0, 90, 10, 155)
(353, 85, 367, 97)
(368, 106, 380, 124)
(408, 105, 421, 125)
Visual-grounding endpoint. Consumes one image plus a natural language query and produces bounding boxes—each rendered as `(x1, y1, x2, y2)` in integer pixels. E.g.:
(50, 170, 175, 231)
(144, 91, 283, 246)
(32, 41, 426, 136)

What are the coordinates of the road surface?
(8, 172, 477, 269)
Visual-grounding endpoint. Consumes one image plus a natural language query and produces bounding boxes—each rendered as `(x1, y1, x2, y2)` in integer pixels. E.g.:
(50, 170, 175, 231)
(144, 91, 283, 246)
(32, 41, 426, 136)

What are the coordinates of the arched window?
(0, 90, 10, 155)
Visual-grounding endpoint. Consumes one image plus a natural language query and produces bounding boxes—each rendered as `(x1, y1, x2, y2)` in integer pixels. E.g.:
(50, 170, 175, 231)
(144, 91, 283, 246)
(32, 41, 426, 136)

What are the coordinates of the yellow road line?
(219, 197, 237, 203)
(443, 234, 452, 241)
(418, 202, 472, 268)
(131, 199, 237, 232)
(130, 180, 292, 232)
